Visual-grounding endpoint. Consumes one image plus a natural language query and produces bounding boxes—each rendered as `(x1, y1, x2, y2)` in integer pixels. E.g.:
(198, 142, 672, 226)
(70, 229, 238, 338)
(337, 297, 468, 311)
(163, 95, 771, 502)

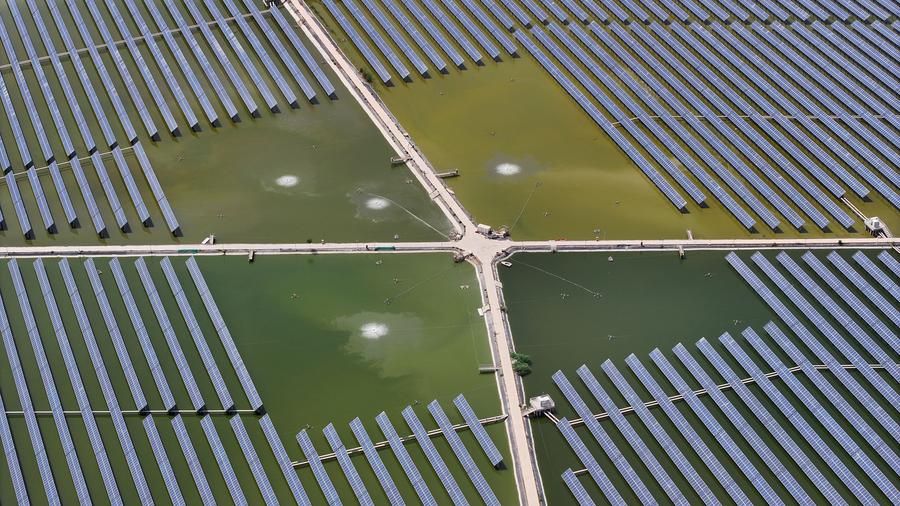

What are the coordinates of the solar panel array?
(0, 257, 311, 504)
(548, 249, 899, 504)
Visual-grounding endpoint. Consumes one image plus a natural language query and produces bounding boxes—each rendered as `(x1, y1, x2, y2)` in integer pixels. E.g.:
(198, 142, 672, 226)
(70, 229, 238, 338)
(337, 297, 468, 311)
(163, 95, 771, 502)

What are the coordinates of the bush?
(510, 352, 532, 365)
(510, 352, 533, 376)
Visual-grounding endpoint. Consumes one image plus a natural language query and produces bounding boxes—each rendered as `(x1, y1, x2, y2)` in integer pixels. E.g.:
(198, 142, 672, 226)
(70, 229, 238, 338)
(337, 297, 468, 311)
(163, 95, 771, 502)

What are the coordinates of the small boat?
(500, 261, 513, 267)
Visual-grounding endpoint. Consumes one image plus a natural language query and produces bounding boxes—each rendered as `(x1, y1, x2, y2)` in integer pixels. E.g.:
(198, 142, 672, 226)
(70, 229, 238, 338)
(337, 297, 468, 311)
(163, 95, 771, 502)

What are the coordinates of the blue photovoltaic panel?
(383, 0, 448, 71)
(68, 156, 106, 236)
(201, 415, 247, 502)
(0, 389, 29, 504)
(878, 251, 900, 279)
(0, 67, 32, 168)
(346, 0, 412, 78)
(111, 147, 151, 225)
(46, 162, 77, 227)
(6, 172, 33, 238)
(422, 0, 484, 63)
(133, 142, 180, 235)
(539, 0, 569, 23)
(89, 153, 129, 231)
(618, 0, 649, 22)
(579, 0, 609, 22)
(634, 0, 669, 21)
(555, 418, 626, 505)
(142, 415, 185, 505)
(428, 401, 500, 505)
(324, 0, 393, 83)
(453, 394, 503, 467)
(853, 251, 900, 302)
(324, 423, 374, 505)
(171, 415, 216, 505)
(186, 257, 263, 411)
(479, 0, 516, 29)
(521, 0, 549, 22)
(27, 169, 56, 233)
(260, 415, 312, 506)
(402, 406, 468, 505)
(377, 412, 438, 505)
(231, 415, 279, 505)
(562, 468, 597, 506)
(361, 0, 428, 76)
(626, 354, 751, 505)
(498, 0, 533, 25)
(559, 0, 589, 22)
(270, 6, 337, 96)
(458, 0, 516, 55)
(297, 430, 342, 505)
(400, 0, 465, 67)
(827, 252, 900, 328)
(350, 417, 404, 505)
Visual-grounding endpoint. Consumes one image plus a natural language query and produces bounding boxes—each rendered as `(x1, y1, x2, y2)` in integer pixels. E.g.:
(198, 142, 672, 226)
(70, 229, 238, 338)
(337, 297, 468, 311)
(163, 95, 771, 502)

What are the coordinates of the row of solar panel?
(0, 142, 179, 239)
(298, 395, 503, 504)
(0, 257, 297, 505)
(593, 0, 899, 24)
(515, 14, 898, 229)
(553, 257, 899, 503)
(323, 0, 519, 85)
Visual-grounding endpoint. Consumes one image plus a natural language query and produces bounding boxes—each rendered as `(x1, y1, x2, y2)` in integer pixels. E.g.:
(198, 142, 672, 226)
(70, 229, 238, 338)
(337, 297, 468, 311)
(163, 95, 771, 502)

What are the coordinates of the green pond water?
(0, 253, 518, 504)
(500, 249, 898, 504)
(0, 0, 452, 246)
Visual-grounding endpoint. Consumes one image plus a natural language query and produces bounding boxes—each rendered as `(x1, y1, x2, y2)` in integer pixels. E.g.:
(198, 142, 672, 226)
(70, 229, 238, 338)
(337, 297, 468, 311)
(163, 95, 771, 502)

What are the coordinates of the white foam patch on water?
(360, 322, 389, 339)
(275, 175, 299, 187)
(366, 197, 390, 210)
(495, 163, 521, 176)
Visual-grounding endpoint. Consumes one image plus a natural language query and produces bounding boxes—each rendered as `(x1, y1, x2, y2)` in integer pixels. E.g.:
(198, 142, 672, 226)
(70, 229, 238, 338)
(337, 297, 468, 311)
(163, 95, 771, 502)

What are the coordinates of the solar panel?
(141, 415, 185, 504)
(741, 328, 898, 499)
(89, 153, 129, 231)
(111, 147, 151, 226)
(422, 0, 484, 62)
(109, 257, 177, 411)
(498, 0, 533, 25)
(323, 423, 374, 505)
(576, 365, 686, 504)
(0, 65, 31, 168)
(750, 252, 899, 405)
(161, 257, 235, 411)
(458, 0, 517, 55)
(27, 169, 56, 233)
(600, 360, 716, 505)
(5, 172, 33, 238)
(361, 0, 428, 76)
(201, 415, 247, 502)
(812, 21, 896, 88)
(170, 0, 251, 117)
(346, 0, 413, 78)
(0, 284, 60, 505)
(625, 354, 751, 504)
(776, 252, 898, 380)
(618, 0, 650, 22)
(402, 406, 467, 505)
(324, 0, 393, 83)
(539, 0, 569, 23)
(428, 400, 500, 505)
(380, 412, 442, 504)
(59, 258, 154, 503)
(231, 415, 279, 505)
(801, 253, 898, 353)
(853, 251, 900, 302)
(350, 417, 405, 505)
(270, 6, 337, 96)
(185, 257, 263, 411)
(561, 468, 597, 506)
(831, 19, 897, 78)
(453, 394, 503, 467)
(171, 415, 216, 505)
(827, 252, 900, 328)
(551, 370, 653, 503)
(726, 252, 900, 443)
(762, 323, 900, 470)
(8, 260, 91, 504)
(67, 156, 107, 236)
(296, 430, 342, 505)
(260, 414, 312, 506)
(520, 0, 549, 22)
(131, 142, 180, 234)
(0, 389, 31, 504)
(479, 0, 516, 29)
(555, 418, 625, 505)
(877, 251, 900, 279)
(382, 0, 448, 72)
(634, 0, 669, 21)
(45, 162, 77, 227)
(663, 0, 701, 21)
(33, 259, 123, 504)
(672, 342, 810, 503)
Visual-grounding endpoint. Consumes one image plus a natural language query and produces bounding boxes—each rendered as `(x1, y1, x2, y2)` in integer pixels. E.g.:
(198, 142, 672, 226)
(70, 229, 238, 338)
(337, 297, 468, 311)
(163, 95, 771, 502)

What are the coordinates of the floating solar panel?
(171, 415, 216, 505)
(539, 0, 568, 22)
(231, 415, 279, 505)
(776, 252, 898, 380)
(618, 0, 649, 22)
(812, 20, 897, 89)
(576, 365, 686, 504)
(8, 260, 92, 505)
(185, 257, 263, 411)
(739, 328, 898, 500)
(579, 0, 610, 21)
(59, 258, 154, 503)
(132, 142, 180, 235)
(671, 342, 810, 503)
(453, 394, 503, 467)
(33, 259, 123, 504)
(562, 468, 597, 506)
(140, 415, 185, 504)
(555, 418, 625, 505)
(5, 172, 33, 238)
(89, 153, 129, 232)
(428, 401, 500, 505)
(831, 19, 898, 79)
(521, 0, 550, 22)
(271, 5, 337, 96)
(201, 415, 247, 502)
(111, 147, 151, 226)
(214, 0, 297, 107)
(0, 390, 29, 504)
(359, 0, 427, 76)
(296, 430, 342, 505)
(109, 257, 177, 411)
(381, 0, 447, 73)
(260, 415, 312, 506)
(801, 252, 898, 353)
(0, 65, 32, 168)
(400, 0, 465, 67)
(134, 257, 205, 412)
(600, 360, 716, 505)
(423, 0, 485, 63)
(870, 21, 900, 58)
(166, 0, 248, 118)
(324, 0, 393, 83)
(762, 323, 900, 471)
(878, 251, 900, 279)
(551, 371, 653, 503)
(350, 417, 405, 505)
(239, 0, 317, 100)
(161, 257, 235, 411)
(854, 251, 900, 302)
(346, 0, 412, 78)
(515, 29, 687, 211)
(458, 0, 517, 55)
(559, 0, 590, 22)
(402, 406, 468, 505)
(45, 162, 77, 227)
(827, 252, 900, 328)
(479, 0, 516, 29)
(67, 156, 106, 236)
(625, 354, 750, 504)
(27, 169, 56, 233)
(498, 0, 533, 25)
(634, 0, 669, 21)
(376, 412, 438, 505)
(324, 423, 374, 505)
(190, 0, 278, 111)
